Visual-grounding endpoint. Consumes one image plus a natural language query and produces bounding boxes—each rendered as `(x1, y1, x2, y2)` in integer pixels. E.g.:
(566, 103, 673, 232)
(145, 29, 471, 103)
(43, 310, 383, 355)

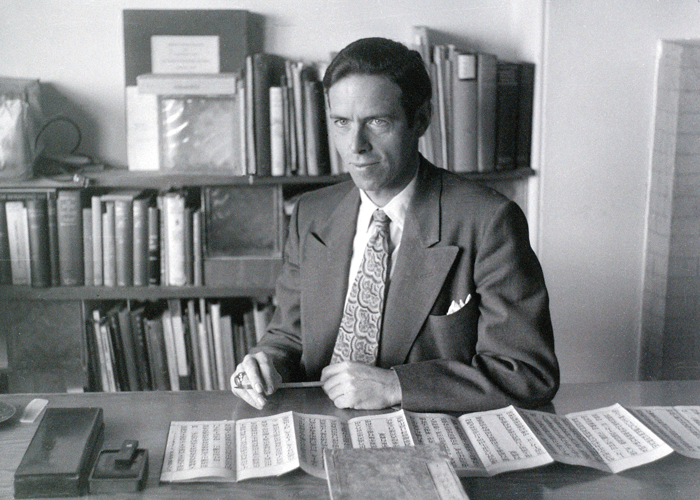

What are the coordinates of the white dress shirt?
(345, 175, 417, 302)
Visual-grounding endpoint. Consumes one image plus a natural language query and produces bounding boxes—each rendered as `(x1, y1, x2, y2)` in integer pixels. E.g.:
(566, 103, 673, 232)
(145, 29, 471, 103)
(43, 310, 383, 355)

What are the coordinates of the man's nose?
(349, 125, 371, 154)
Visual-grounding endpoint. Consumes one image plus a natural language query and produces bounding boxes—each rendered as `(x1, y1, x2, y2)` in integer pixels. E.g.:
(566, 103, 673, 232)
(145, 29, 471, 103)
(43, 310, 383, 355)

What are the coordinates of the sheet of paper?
(628, 406, 700, 459)
(160, 421, 236, 482)
(519, 409, 609, 470)
(293, 413, 352, 478)
(458, 405, 554, 475)
(405, 411, 487, 475)
(348, 410, 415, 449)
(564, 404, 674, 473)
(235, 411, 299, 481)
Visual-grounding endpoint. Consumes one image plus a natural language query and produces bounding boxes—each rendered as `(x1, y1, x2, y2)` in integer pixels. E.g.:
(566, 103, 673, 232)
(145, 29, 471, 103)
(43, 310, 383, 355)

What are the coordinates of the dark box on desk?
(14, 407, 104, 498)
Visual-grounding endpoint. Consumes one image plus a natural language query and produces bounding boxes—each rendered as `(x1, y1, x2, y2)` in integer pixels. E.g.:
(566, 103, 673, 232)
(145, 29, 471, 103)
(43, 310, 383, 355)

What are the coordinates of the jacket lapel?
(380, 161, 459, 367)
(303, 186, 360, 367)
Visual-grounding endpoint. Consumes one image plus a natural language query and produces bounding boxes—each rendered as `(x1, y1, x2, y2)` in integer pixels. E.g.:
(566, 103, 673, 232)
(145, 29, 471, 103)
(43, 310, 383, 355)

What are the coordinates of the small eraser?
(20, 398, 48, 423)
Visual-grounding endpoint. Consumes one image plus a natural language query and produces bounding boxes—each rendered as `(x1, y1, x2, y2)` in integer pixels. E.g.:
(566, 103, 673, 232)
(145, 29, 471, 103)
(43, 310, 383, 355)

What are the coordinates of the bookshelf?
(0, 167, 534, 394)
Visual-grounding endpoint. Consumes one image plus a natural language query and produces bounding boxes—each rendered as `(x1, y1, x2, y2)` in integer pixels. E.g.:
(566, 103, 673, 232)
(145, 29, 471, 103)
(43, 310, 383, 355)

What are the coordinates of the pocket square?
(447, 294, 471, 315)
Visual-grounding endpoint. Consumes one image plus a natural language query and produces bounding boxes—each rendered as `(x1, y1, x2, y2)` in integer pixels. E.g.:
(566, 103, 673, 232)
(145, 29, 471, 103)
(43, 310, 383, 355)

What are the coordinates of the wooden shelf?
(0, 285, 275, 301)
(0, 167, 534, 190)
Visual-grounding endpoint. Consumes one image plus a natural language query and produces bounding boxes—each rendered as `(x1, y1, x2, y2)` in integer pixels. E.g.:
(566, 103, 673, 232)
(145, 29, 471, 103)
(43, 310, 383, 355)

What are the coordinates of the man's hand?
(320, 362, 402, 410)
(230, 352, 283, 410)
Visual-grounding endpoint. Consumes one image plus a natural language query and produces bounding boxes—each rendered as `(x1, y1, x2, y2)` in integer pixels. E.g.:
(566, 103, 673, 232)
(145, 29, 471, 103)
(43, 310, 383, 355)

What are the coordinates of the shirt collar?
(358, 174, 417, 233)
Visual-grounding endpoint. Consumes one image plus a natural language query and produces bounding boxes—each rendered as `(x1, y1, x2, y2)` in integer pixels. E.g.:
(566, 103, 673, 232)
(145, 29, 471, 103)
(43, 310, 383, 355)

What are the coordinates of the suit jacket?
(254, 157, 559, 413)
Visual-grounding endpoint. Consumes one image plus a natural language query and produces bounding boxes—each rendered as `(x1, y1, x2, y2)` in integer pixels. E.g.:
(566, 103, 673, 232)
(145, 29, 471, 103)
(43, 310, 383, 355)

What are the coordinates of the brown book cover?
(14, 407, 104, 498)
(324, 444, 469, 500)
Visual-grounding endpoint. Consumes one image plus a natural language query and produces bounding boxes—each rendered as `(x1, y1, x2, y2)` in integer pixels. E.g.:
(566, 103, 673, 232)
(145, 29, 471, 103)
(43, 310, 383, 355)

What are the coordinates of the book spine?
(84, 316, 102, 392)
(192, 209, 203, 287)
(237, 79, 248, 175)
(210, 302, 225, 390)
(433, 45, 449, 170)
(91, 309, 111, 392)
(292, 62, 307, 175)
(253, 53, 286, 176)
(98, 315, 118, 392)
(197, 299, 213, 391)
(186, 300, 202, 390)
(91, 195, 103, 286)
(168, 299, 190, 383)
(164, 193, 186, 286)
(270, 86, 286, 177)
(129, 308, 152, 390)
(47, 192, 60, 286)
(26, 196, 51, 287)
(495, 61, 520, 171)
(82, 207, 94, 286)
(132, 198, 149, 286)
(0, 200, 11, 284)
(451, 53, 478, 173)
(516, 62, 535, 169)
(219, 314, 235, 391)
(160, 308, 180, 391)
(304, 80, 331, 176)
(102, 201, 116, 287)
(183, 207, 193, 286)
(6, 201, 31, 285)
(144, 315, 170, 391)
(147, 206, 160, 285)
(117, 306, 141, 391)
(56, 190, 84, 286)
(106, 307, 130, 391)
(245, 55, 257, 175)
(114, 198, 134, 286)
(477, 53, 497, 172)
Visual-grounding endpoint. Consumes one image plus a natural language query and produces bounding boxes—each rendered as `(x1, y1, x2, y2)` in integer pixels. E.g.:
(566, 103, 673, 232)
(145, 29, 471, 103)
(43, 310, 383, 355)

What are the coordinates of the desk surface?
(1, 380, 699, 499)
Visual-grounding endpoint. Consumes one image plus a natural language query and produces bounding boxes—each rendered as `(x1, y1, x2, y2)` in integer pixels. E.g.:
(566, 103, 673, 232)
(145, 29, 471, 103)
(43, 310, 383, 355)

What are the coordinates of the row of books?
(86, 298, 274, 393)
(412, 26, 535, 173)
(128, 56, 336, 178)
(0, 189, 202, 287)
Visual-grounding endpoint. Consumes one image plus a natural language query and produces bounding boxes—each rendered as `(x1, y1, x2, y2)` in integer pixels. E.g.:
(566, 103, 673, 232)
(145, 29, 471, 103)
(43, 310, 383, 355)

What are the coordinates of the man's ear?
(413, 100, 431, 138)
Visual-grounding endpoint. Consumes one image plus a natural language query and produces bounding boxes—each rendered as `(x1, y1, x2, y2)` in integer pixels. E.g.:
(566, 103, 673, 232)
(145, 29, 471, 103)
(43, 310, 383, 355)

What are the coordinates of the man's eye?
(333, 119, 349, 127)
(369, 118, 389, 128)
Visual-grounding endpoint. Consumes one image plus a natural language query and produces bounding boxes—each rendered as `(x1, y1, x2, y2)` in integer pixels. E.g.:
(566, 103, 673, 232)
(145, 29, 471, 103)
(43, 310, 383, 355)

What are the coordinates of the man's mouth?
(351, 161, 379, 168)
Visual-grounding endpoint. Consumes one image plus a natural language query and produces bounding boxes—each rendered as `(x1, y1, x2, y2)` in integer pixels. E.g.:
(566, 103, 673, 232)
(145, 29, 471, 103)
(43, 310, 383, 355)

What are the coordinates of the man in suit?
(231, 37, 559, 413)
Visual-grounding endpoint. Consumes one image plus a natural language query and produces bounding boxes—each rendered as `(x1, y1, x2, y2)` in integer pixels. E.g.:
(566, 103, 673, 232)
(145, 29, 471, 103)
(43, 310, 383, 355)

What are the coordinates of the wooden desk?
(0, 381, 699, 499)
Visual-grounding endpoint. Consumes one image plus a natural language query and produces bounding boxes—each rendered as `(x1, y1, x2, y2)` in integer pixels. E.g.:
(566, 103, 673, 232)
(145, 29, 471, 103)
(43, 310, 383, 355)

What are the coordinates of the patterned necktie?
(331, 209, 391, 365)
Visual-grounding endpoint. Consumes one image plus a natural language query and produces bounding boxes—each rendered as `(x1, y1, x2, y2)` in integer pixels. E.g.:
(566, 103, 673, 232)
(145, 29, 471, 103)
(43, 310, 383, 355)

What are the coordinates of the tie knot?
(372, 209, 391, 229)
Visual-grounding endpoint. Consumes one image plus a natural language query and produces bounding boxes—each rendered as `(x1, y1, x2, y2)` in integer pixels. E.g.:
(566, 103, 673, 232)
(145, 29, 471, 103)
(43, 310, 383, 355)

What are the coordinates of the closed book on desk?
(14, 407, 104, 498)
(324, 444, 469, 500)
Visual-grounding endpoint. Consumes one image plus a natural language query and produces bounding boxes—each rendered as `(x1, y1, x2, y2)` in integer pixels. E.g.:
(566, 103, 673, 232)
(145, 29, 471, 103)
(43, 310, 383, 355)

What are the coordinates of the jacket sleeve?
(248, 200, 305, 382)
(392, 200, 559, 412)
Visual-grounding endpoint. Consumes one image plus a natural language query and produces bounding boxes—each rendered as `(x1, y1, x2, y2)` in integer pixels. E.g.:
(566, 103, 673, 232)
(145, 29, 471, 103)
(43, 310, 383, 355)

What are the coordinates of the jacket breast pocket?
(411, 301, 479, 362)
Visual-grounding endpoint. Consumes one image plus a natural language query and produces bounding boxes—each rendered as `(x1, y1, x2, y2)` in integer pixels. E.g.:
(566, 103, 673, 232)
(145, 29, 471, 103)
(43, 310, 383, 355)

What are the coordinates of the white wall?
(0, 0, 543, 168)
(539, 0, 700, 382)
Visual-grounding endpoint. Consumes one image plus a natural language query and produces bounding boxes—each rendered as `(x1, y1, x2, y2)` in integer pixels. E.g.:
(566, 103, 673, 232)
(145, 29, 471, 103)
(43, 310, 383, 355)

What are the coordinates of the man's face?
(327, 74, 424, 206)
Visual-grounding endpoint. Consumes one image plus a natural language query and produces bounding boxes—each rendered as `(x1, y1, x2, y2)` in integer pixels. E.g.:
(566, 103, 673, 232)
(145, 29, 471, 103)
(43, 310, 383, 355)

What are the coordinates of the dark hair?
(322, 37, 432, 126)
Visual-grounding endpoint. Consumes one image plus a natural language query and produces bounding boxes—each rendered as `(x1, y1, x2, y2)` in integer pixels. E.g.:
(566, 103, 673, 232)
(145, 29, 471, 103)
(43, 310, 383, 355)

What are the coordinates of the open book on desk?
(159, 404, 700, 483)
